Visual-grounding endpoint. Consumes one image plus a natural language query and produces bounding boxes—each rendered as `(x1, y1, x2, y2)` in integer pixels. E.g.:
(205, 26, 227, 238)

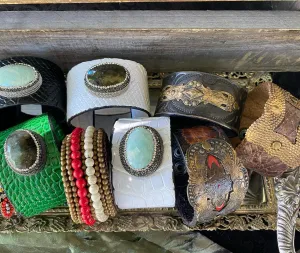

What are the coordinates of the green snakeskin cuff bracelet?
(0, 114, 66, 217)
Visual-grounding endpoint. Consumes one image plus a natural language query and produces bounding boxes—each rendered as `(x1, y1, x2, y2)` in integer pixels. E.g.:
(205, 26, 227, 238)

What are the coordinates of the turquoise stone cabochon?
(119, 125, 164, 177)
(125, 127, 155, 170)
(0, 64, 37, 88)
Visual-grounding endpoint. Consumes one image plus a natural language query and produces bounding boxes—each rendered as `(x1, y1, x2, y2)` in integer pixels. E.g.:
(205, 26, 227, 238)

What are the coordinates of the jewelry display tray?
(0, 10, 299, 232)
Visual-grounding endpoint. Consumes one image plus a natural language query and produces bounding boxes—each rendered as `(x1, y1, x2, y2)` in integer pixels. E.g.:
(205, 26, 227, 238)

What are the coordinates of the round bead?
(89, 184, 99, 194)
(91, 192, 101, 202)
(71, 151, 81, 159)
(71, 159, 82, 170)
(76, 178, 87, 189)
(79, 197, 89, 207)
(87, 175, 97, 185)
(71, 143, 80, 151)
(84, 132, 94, 138)
(87, 126, 95, 132)
(84, 143, 93, 150)
(93, 202, 103, 211)
(86, 167, 95, 176)
(84, 150, 94, 158)
(71, 137, 80, 144)
(73, 169, 83, 179)
(80, 206, 90, 215)
(86, 218, 96, 226)
(96, 214, 108, 222)
(84, 138, 93, 144)
(85, 158, 94, 167)
(77, 188, 88, 198)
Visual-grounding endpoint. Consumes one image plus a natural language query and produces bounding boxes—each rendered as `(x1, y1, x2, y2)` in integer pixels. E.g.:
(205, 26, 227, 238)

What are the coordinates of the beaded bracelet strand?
(84, 126, 108, 222)
(80, 131, 96, 221)
(61, 137, 79, 223)
(66, 135, 82, 223)
(96, 129, 117, 217)
(71, 128, 95, 226)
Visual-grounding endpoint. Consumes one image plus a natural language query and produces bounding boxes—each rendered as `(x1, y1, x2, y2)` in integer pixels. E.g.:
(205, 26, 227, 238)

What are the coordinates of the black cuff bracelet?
(0, 57, 66, 130)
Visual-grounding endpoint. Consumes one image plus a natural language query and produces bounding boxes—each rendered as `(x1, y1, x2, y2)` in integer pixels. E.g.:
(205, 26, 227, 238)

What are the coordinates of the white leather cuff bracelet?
(67, 58, 151, 129)
(111, 117, 175, 209)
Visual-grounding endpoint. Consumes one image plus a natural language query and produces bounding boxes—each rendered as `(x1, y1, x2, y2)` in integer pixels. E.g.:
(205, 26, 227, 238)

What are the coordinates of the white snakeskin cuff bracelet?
(111, 117, 175, 209)
(67, 58, 151, 128)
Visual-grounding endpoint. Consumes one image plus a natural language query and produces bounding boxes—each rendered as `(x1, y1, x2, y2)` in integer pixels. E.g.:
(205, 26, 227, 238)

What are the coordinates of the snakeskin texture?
(0, 114, 66, 217)
(155, 72, 247, 136)
(67, 58, 151, 128)
(0, 57, 66, 130)
(236, 140, 288, 177)
(173, 126, 248, 227)
(236, 82, 300, 177)
(111, 117, 175, 209)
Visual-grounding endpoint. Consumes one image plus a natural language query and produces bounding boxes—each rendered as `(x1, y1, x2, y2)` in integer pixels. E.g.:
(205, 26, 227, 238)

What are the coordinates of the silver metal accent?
(0, 63, 42, 98)
(275, 167, 300, 253)
(85, 62, 130, 97)
(4, 129, 46, 176)
(119, 126, 163, 177)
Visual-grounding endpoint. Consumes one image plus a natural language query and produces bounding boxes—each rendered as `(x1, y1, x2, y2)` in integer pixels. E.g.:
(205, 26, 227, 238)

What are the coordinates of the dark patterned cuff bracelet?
(0, 57, 66, 130)
(172, 125, 248, 227)
(155, 72, 247, 136)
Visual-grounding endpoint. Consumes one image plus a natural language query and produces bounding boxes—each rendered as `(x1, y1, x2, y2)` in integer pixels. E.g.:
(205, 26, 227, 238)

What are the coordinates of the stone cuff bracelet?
(67, 58, 151, 129)
(0, 114, 66, 217)
(0, 57, 66, 131)
(111, 117, 175, 210)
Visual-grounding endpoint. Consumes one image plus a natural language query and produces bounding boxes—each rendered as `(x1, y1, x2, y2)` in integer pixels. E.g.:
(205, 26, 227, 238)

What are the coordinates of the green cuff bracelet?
(0, 114, 66, 217)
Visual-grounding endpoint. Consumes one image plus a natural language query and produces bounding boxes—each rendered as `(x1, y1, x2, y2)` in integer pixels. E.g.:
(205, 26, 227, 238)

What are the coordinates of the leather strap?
(0, 57, 66, 131)
(155, 72, 247, 137)
(0, 114, 66, 217)
(173, 125, 248, 227)
(67, 58, 151, 129)
(111, 117, 175, 209)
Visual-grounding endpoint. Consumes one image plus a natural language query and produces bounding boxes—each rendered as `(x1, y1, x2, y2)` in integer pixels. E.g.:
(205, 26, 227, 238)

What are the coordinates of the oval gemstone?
(5, 131, 37, 171)
(125, 127, 155, 170)
(0, 64, 36, 88)
(87, 64, 126, 87)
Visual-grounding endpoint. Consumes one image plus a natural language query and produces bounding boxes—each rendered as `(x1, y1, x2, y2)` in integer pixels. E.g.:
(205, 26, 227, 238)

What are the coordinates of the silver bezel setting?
(4, 129, 47, 176)
(0, 63, 42, 98)
(119, 126, 164, 177)
(84, 62, 130, 97)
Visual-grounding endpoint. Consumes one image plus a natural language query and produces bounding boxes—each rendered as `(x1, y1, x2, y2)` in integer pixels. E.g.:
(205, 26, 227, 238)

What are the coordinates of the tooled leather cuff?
(0, 57, 66, 130)
(173, 125, 248, 227)
(155, 72, 247, 136)
(236, 82, 300, 177)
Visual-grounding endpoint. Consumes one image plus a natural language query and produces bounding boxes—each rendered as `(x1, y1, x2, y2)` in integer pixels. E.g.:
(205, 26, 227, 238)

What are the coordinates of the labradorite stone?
(5, 131, 37, 170)
(125, 127, 155, 170)
(87, 64, 126, 87)
(0, 64, 36, 88)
